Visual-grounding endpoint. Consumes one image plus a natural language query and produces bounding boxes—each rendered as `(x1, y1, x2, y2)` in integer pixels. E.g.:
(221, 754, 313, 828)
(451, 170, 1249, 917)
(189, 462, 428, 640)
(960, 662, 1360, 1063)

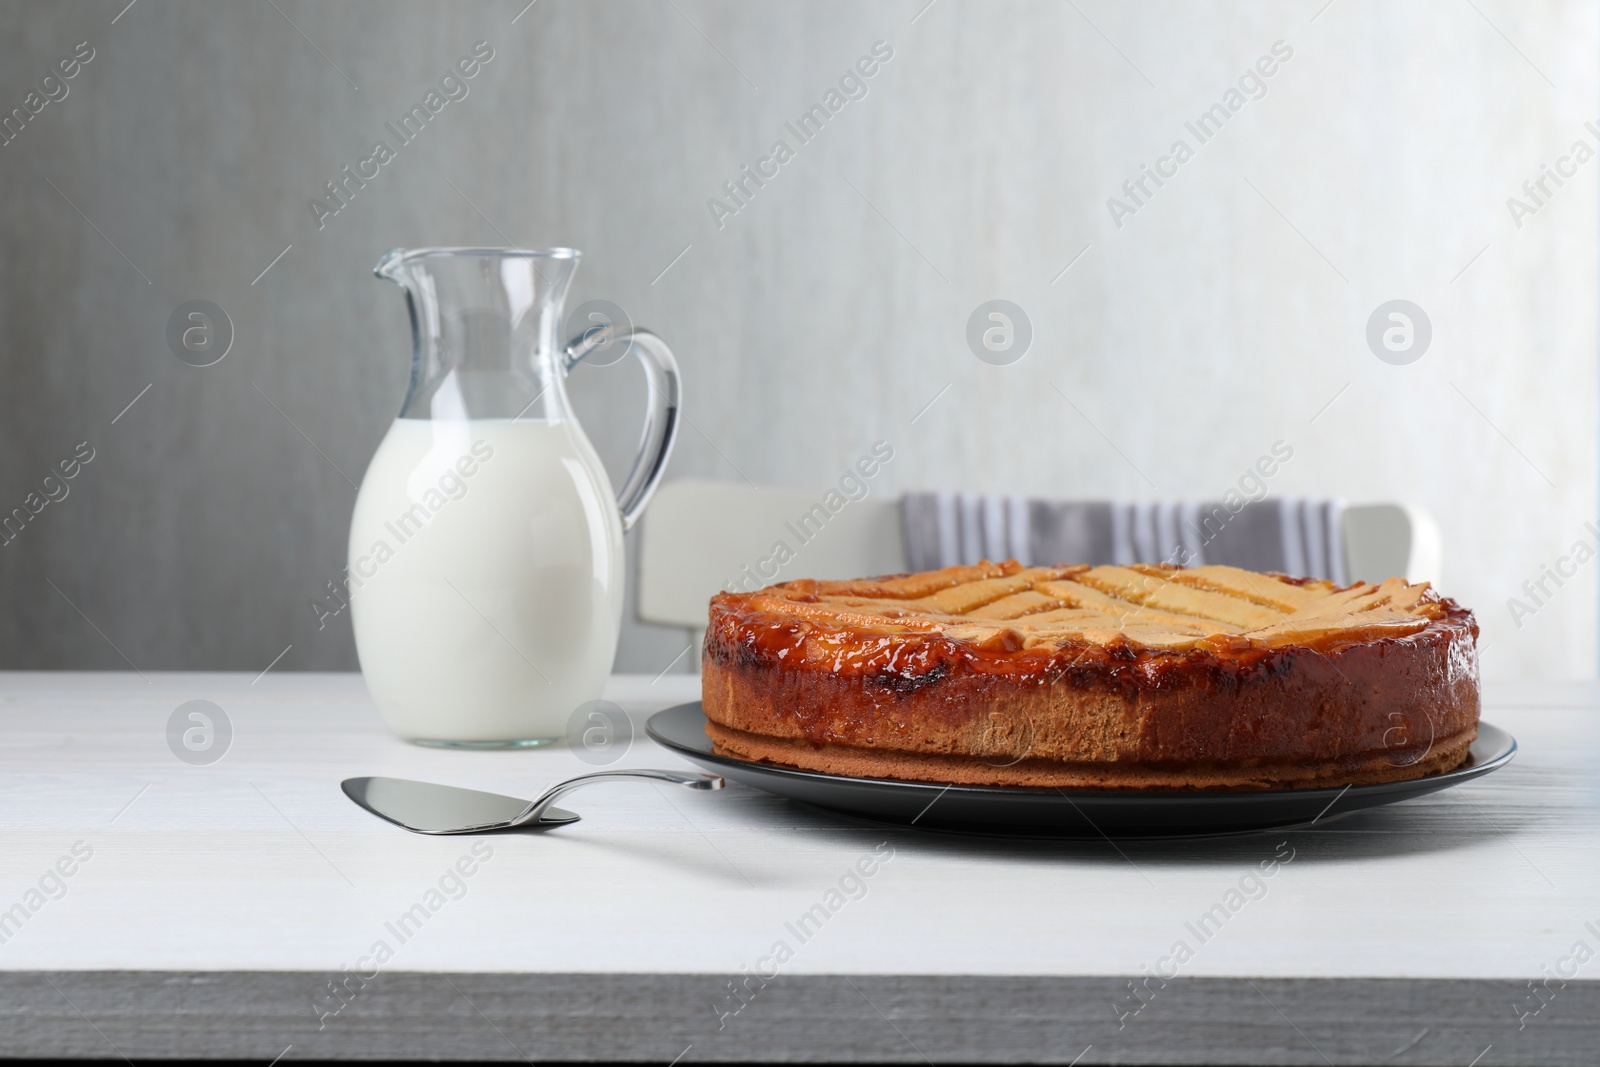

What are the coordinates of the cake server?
(342, 769, 723, 835)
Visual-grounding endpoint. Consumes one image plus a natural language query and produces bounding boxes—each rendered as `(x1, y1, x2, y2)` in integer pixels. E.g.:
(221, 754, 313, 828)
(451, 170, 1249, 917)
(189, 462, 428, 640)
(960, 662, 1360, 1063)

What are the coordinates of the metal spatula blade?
(342, 777, 580, 834)
(341, 769, 723, 835)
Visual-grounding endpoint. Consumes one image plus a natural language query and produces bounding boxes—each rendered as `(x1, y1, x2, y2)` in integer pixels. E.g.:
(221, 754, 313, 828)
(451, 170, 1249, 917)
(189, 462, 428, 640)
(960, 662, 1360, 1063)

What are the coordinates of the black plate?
(645, 702, 1517, 838)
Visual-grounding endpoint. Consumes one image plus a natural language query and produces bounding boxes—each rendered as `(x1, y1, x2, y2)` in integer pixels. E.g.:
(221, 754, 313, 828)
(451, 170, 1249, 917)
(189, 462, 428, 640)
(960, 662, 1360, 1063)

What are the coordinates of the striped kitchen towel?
(900, 494, 1347, 583)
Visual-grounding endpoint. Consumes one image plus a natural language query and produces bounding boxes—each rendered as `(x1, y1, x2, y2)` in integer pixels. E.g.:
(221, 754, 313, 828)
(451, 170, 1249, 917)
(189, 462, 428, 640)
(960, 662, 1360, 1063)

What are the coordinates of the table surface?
(1, 672, 1596, 1065)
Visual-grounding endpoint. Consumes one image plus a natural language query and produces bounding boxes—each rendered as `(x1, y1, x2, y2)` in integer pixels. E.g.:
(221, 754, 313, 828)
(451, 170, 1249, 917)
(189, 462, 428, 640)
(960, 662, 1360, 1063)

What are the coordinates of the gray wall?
(0, 0, 1594, 680)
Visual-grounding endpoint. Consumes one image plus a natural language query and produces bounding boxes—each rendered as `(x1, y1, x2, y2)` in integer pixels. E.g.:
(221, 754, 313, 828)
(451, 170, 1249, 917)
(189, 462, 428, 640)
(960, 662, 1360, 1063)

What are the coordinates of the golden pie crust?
(702, 562, 1480, 790)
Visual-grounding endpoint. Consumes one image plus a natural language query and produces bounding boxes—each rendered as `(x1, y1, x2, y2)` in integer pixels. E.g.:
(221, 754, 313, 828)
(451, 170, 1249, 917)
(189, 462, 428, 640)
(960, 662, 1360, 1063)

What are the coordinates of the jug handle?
(562, 325, 681, 532)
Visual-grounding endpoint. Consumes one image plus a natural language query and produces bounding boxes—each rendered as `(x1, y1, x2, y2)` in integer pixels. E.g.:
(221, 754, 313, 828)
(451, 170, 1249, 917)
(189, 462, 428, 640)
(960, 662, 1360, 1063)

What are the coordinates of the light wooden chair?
(637, 478, 1442, 664)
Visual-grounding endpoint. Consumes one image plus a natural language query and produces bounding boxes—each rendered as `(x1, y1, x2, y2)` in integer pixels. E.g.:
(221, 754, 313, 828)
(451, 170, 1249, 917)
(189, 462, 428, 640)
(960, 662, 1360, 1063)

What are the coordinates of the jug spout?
(375, 246, 581, 422)
(372, 247, 412, 285)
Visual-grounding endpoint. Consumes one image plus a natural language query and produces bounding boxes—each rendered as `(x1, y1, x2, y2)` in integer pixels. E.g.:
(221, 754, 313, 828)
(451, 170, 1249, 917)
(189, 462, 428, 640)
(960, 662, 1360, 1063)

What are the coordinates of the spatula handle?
(513, 768, 723, 828)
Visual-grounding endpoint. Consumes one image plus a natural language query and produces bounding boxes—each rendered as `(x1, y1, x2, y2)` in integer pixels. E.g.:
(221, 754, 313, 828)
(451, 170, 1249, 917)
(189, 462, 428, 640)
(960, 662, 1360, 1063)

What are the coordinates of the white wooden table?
(0, 672, 1595, 1065)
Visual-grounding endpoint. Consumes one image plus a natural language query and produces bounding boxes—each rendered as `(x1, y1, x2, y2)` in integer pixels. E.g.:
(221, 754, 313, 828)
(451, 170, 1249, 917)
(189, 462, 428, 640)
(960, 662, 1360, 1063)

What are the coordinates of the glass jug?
(349, 247, 680, 746)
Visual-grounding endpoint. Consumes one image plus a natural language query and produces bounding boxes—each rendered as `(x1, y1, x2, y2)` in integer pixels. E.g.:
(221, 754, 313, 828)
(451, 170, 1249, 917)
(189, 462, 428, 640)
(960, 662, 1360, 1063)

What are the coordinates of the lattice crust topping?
(741, 562, 1446, 653)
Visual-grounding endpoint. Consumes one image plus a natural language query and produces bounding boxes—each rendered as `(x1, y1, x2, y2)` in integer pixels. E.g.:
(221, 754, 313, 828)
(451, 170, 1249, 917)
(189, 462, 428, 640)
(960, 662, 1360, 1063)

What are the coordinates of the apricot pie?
(702, 562, 1479, 790)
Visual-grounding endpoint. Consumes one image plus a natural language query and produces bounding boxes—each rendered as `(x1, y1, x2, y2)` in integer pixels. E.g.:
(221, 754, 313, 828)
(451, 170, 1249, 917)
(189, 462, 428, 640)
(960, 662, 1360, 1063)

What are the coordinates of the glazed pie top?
(719, 560, 1451, 664)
